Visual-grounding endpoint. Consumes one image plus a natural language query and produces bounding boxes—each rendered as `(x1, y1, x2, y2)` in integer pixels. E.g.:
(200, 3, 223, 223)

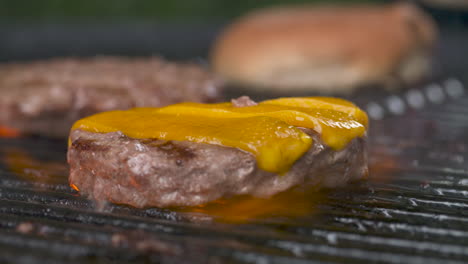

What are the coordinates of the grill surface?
(0, 17, 467, 263)
(0, 76, 467, 264)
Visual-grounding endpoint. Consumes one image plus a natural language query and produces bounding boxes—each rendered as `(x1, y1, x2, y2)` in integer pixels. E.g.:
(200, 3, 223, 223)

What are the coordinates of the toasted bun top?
(211, 2, 437, 90)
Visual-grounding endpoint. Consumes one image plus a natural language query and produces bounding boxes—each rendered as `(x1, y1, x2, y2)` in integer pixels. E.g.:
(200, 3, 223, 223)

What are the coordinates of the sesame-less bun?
(211, 2, 438, 94)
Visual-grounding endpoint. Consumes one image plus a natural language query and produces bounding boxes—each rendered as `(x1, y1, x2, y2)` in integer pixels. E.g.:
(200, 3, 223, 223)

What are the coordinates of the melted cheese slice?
(71, 97, 368, 173)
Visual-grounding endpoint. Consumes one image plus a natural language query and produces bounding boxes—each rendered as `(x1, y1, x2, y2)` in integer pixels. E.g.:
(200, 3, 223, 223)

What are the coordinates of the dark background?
(0, 0, 466, 64)
(0, 0, 383, 21)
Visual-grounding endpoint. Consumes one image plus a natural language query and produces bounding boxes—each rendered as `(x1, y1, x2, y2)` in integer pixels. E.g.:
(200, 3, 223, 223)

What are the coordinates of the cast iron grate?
(0, 76, 467, 264)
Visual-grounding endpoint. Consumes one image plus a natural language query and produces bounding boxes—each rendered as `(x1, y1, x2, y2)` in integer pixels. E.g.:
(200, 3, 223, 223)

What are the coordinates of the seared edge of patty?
(68, 129, 367, 208)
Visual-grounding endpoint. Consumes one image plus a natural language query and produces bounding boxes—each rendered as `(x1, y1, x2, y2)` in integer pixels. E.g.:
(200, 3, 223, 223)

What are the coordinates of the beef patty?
(68, 128, 367, 208)
(0, 57, 222, 138)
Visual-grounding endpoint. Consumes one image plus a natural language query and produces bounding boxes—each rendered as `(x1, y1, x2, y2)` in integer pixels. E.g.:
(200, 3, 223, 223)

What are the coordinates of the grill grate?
(1, 81, 468, 264)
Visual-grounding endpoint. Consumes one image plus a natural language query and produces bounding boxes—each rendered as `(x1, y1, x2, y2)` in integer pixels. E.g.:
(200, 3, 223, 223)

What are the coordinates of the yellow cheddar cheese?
(71, 97, 367, 174)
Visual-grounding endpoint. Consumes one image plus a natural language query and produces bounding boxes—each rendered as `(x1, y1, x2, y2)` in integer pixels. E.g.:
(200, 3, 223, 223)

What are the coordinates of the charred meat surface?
(0, 56, 222, 137)
(68, 129, 367, 208)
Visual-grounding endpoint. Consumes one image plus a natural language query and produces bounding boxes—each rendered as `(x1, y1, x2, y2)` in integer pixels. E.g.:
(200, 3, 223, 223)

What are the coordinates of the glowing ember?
(70, 183, 80, 192)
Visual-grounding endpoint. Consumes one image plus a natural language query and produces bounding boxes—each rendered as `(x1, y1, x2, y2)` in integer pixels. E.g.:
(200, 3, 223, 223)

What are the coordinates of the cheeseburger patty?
(68, 98, 368, 208)
(0, 57, 222, 138)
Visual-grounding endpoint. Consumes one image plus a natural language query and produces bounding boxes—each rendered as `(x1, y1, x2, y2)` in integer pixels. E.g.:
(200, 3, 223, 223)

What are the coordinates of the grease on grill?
(16, 222, 34, 234)
(178, 187, 327, 222)
(111, 231, 182, 256)
(0, 125, 20, 138)
(2, 148, 69, 185)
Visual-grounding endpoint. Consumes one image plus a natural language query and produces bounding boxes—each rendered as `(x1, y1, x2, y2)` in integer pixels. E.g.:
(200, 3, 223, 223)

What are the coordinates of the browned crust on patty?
(68, 129, 367, 208)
